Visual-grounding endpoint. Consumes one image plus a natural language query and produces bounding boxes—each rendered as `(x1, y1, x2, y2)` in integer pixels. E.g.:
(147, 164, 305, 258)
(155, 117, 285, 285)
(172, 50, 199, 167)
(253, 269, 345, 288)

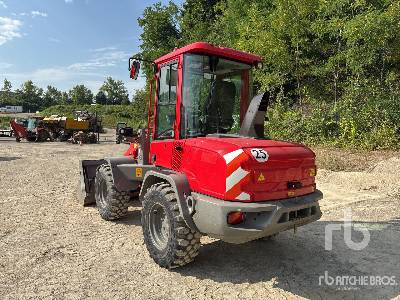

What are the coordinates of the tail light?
(227, 211, 245, 225)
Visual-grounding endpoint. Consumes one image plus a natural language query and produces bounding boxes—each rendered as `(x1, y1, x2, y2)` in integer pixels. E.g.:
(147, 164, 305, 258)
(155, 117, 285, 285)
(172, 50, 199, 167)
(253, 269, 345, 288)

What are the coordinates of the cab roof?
(154, 42, 262, 65)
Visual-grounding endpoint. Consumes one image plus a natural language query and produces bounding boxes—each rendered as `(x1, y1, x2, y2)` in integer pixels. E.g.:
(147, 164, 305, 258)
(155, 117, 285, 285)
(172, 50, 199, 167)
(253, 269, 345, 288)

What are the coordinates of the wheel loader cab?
(150, 43, 257, 169)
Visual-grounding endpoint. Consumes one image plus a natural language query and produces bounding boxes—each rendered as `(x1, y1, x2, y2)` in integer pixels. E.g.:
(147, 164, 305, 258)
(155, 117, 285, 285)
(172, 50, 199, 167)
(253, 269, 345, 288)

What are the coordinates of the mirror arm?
(130, 56, 155, 65)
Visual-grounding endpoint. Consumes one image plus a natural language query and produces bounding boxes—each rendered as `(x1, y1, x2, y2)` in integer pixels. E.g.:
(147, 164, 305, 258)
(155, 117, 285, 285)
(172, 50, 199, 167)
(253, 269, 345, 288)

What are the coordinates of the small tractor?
(78, 42, 323, 268)
(11, 117, 51, 142)
(115, 122, 136, 144)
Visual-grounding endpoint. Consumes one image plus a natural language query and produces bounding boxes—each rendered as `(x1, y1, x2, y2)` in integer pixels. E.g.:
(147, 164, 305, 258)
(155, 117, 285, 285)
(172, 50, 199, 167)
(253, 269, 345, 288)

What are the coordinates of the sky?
(0, 0, 182, 97)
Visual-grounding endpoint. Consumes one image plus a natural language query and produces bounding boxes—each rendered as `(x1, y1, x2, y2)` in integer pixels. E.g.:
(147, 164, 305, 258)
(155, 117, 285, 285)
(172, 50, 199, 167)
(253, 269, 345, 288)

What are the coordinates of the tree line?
(0, 77, 133, 112)
(137, 0, 400, 149)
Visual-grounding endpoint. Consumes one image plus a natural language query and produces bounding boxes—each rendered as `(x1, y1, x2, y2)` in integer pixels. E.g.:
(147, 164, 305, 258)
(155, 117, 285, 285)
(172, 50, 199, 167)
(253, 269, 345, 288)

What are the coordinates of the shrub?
(0, 116, 12, 129)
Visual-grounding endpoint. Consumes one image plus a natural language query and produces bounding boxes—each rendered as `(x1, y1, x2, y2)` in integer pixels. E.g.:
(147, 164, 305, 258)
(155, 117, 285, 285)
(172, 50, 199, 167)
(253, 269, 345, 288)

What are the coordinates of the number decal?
(250, 148, 269, 163)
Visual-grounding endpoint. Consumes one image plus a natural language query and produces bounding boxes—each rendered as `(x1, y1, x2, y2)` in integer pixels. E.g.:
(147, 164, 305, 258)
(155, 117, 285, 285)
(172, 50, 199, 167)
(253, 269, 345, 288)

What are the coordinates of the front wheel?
(95, 164, 129, 220)
(142, 183, 201, 268)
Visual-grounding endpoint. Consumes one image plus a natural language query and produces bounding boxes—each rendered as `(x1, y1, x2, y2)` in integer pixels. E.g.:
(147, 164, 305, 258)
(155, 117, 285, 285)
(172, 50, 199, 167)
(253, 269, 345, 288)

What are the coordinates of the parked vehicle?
(115, 122, 137, 144)
(0, 128, 13, 137)
(43, 111, 101, 143)
(78, 42, 323, 269)
(10, 111, 102, 143)
(10, 117, 50, 142)
(0, 106, 23, 113)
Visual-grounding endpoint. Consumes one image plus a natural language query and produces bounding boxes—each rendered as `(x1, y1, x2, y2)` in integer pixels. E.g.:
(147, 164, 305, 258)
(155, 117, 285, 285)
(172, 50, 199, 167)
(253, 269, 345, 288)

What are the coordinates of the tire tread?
(142, 182, 201, 268)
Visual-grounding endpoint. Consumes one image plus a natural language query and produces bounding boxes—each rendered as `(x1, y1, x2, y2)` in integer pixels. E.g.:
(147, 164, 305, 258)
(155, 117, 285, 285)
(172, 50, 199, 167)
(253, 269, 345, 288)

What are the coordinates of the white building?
(0, 106, 23, 113)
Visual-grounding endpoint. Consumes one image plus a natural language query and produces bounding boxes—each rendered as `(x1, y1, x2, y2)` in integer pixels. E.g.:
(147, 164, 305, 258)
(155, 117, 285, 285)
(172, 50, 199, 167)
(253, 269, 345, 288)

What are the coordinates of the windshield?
(181, 54, 252, 138)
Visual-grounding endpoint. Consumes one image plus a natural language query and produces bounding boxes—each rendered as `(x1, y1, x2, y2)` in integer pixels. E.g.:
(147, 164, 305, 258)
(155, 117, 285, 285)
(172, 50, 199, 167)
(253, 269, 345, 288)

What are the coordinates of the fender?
(106, 156, 142, 191)
(78, 157, 156, 206)
(139, 169, 199, 232)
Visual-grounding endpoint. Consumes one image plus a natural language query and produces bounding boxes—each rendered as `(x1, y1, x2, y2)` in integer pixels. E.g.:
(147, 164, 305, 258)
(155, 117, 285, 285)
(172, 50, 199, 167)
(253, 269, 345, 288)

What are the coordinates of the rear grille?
(278, 206, 317, 223)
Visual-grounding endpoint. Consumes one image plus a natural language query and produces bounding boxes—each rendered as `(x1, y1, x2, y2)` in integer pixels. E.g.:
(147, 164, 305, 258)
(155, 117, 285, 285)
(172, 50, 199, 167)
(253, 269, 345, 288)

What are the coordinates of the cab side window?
(156, 63, 177, 139)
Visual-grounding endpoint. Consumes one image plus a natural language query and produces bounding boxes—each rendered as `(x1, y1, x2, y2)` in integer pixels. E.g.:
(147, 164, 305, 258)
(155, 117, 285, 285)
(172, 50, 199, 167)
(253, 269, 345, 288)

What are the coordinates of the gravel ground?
(0, 132, 399, 300)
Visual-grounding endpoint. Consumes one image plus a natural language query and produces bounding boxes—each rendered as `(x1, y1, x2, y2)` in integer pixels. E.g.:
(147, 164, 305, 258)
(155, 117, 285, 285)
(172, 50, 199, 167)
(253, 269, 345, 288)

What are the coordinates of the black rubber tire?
(95, 164, 129, 220)
(142, 183, 201, 268)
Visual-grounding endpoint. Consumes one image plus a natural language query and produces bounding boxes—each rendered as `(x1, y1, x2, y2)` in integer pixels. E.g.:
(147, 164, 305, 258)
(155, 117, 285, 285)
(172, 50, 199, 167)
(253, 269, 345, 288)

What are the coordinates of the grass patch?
(313, 147, 399, 172)
(0, 116, 12, 129)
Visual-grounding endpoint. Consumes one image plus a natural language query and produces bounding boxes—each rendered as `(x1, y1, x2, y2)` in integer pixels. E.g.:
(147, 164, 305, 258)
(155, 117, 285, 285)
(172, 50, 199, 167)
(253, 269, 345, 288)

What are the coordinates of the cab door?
(150, 62, 178, 168)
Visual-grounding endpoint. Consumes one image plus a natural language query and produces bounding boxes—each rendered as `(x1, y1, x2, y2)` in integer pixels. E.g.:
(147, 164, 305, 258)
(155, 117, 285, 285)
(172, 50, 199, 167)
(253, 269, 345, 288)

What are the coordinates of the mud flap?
(77, 159, 106, 205)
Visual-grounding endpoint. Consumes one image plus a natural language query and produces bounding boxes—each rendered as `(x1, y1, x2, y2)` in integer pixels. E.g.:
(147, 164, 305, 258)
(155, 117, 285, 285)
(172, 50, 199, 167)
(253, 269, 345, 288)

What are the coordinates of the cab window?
(155, 63, 177, 139)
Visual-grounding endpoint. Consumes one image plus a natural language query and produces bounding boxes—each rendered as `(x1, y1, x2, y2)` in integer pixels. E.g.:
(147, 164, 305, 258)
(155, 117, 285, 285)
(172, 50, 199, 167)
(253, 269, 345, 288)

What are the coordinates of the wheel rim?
(96, 176, 108, 207)
(148, 203, 170, 251)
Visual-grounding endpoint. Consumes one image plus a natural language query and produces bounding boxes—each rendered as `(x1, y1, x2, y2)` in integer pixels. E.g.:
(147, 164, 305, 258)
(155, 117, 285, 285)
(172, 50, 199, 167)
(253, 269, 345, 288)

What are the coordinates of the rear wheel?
(142, 183, 201, 268)
(95, 164, 129, 220)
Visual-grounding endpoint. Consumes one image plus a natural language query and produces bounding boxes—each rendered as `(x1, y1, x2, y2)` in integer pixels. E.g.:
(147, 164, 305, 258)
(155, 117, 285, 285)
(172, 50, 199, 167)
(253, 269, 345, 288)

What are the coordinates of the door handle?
(175, 145, 183, 151)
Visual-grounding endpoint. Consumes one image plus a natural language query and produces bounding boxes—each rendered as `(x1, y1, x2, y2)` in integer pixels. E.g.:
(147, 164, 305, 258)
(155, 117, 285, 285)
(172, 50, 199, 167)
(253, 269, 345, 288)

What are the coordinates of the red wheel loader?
(78, 42, 323, 268)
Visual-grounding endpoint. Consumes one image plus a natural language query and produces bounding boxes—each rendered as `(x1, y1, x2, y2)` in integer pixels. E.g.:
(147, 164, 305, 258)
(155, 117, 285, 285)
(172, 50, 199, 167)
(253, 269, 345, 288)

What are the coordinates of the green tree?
(137, 1, 181, 79)
(131, 88, 150, 128)
(0, 78, 14, 105)
(15, 80, 43, 112)
(132, 88, 148, 114)
(99, 77, 129, 105)
(180, 0, 223, 43)
(95, 91, 108, 105)
(68, 85, 93, 105)
(43, 86, 62, 108)
(60, 91, 71, 105)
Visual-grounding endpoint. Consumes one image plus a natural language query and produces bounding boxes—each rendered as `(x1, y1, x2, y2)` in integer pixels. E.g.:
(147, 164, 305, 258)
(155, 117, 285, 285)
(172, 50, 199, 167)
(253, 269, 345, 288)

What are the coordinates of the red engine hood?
(181, 137, 316, 202)
(185, 137, 313, 157)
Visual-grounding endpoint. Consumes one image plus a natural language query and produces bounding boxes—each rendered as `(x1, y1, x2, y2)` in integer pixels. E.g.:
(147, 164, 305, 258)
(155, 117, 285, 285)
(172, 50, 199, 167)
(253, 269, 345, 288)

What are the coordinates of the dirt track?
(0, 132, 399, 300)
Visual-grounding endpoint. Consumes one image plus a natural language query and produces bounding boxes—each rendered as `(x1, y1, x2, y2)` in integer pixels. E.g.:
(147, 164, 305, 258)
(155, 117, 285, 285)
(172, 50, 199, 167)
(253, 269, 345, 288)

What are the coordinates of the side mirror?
(129, 57, 140, 80)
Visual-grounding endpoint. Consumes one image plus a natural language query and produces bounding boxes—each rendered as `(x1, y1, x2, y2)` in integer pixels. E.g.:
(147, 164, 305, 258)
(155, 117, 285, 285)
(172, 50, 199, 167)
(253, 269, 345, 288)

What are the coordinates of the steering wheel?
(157, 128, 174, 139)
